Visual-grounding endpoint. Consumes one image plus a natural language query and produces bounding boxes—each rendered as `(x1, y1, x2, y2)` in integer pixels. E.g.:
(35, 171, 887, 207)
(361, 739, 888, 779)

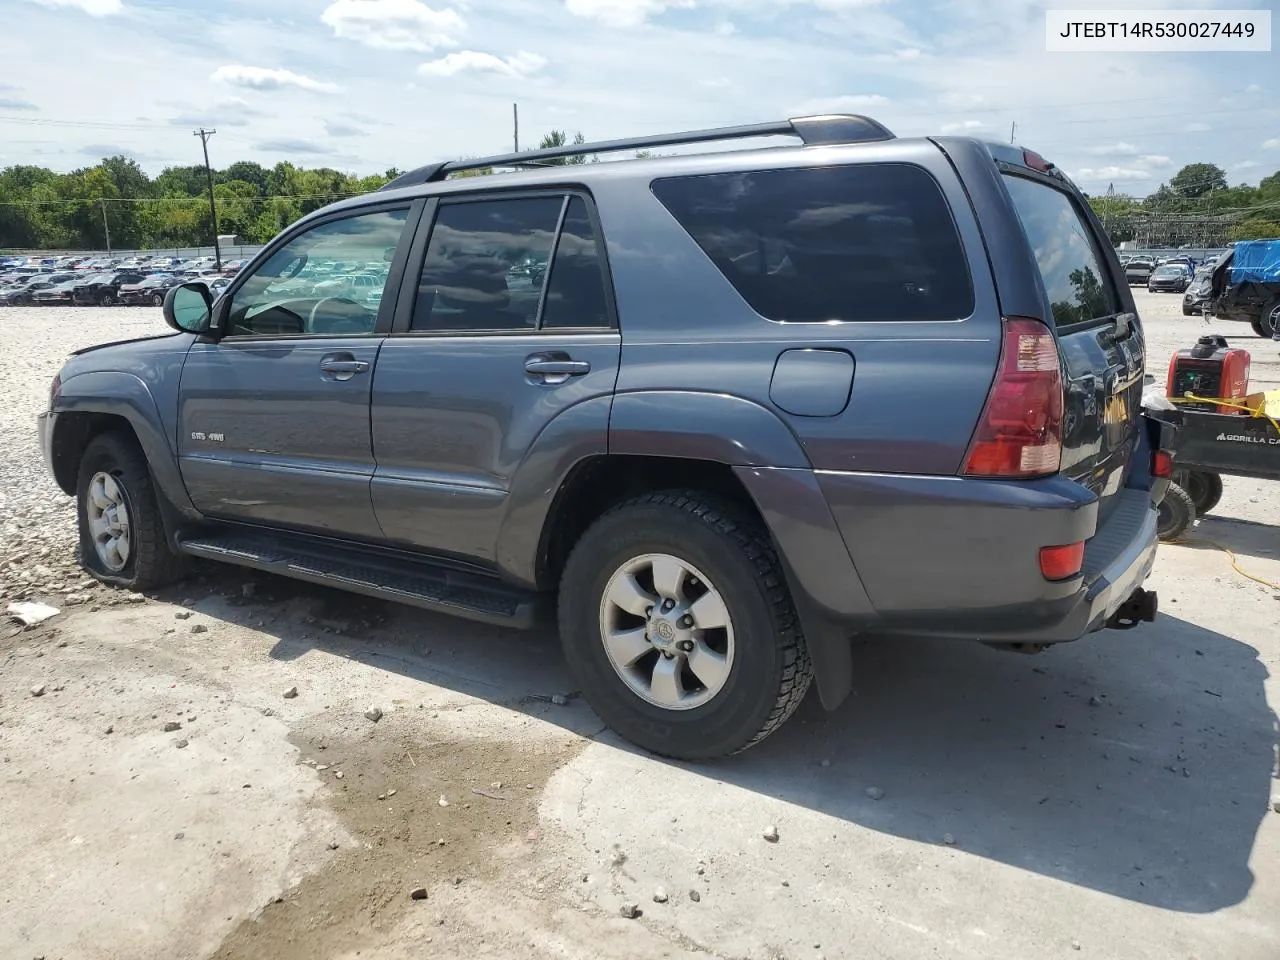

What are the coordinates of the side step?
(176, 529, 545, 629)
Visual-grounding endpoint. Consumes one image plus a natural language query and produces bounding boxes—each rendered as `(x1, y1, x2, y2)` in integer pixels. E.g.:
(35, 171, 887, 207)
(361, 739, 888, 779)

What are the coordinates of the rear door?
(370, 192, 620, 563)
(1002, 173, 1144, 519)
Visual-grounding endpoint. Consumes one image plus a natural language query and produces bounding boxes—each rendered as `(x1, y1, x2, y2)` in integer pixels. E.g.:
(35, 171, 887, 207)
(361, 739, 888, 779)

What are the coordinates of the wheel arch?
(52, 372, 197, 518)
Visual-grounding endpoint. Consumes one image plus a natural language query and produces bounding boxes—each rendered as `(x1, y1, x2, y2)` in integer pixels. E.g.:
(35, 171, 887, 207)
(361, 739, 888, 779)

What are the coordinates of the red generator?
(1166, 335, 1251, 414)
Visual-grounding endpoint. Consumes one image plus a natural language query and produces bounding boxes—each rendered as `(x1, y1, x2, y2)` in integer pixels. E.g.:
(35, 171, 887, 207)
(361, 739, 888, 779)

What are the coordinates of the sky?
(0, 0, 1276, 196)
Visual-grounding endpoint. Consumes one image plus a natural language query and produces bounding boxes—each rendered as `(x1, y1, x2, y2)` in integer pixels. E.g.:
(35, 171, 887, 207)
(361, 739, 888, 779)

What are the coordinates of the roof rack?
(378, 114, 894, 192)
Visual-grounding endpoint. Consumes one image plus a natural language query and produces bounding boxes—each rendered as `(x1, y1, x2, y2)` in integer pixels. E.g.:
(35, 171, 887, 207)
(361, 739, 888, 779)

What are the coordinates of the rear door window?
(1002, 175, 1120, 328)
(651, 164, 974, 323)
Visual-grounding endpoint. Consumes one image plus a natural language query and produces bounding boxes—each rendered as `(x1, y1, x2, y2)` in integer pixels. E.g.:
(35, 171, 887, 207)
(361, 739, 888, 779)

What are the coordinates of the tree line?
(2, 140, 1276, 252)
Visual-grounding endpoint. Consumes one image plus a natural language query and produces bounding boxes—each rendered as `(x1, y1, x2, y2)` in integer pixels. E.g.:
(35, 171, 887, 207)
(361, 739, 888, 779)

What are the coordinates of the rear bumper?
(814, 469, 1158, 643)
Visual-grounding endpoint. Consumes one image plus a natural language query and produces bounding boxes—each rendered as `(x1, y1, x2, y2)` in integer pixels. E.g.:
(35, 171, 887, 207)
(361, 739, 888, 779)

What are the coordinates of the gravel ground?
(0, 295, 1277, 960)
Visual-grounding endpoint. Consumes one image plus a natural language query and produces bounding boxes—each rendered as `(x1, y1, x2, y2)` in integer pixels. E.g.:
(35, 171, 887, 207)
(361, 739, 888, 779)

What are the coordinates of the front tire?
(76, 432, 187, 590)
(99, 292, 114, 307)
(558, 491, 812, 759)
(151, 293, 164, 307)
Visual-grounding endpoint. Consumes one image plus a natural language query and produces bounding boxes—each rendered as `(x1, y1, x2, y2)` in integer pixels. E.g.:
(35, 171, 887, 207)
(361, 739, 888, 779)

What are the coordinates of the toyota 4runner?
(38, 115, 1170, 759)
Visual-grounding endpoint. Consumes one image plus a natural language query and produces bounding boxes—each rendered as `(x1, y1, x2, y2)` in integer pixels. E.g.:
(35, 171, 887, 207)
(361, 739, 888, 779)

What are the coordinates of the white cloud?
(418, 50, 547, 78)
(940, 119, 988, 134)
(1264, 138, 1280, 149)
(713, 20, 736, 35)
(325, 120, 364, 137)
(211, 65, 340, 94)
(256, 138, 337, 156)
(1084, 141, 1139, 157)
(320, 0, 464, 52)
(874, 47, 924, 62)
(24, 0, 121, 15)
(1136, 154, 1173, 169)
(1245, 84, 1261, 93)
(1233, 160, 1260, 170)
(1073, 166, 1151, 183)
(794, 93, 890, 114)
(700, 77, 731, 88)
(1185, 121, 1211, 133)
(565, 0, 691, 28)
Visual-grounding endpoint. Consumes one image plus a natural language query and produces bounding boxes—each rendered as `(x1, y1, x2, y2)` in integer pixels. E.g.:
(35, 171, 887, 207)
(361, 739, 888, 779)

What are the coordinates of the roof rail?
(378, 114, 895, 191)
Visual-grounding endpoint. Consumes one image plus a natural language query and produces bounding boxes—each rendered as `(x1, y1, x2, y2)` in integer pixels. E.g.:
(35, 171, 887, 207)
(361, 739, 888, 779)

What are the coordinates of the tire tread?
(561, 488, 812, 755)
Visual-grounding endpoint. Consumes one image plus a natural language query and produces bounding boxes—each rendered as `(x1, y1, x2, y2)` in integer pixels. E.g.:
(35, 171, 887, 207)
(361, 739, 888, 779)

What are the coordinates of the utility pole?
(193, 128, 222, 270)
(100, 198, 111, 256)
(1009, 121, 1016, 144)
(513, 102, 519, 152)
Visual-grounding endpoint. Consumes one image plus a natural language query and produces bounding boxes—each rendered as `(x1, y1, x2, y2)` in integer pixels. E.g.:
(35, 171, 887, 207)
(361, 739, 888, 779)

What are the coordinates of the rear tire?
(1255, 300, 1279, 339)
(1183, 470, 1223, 516)
(558, 491, 812, 760)
(1157, 482, 1196, 543)
(150, 293, 164, 307)
(99, 292, 114, 307)
(76, 432, 188, 591)
(1182, 305, 1193, 316)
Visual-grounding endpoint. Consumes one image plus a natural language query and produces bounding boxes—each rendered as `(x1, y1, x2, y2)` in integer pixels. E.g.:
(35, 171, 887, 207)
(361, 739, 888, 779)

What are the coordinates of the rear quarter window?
(1003, 174, 1120, 328)
(651, 163, 974, 323)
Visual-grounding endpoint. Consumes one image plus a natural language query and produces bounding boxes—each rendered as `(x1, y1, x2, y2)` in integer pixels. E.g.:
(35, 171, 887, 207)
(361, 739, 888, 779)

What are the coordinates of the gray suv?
(38, 115, 1168, 759)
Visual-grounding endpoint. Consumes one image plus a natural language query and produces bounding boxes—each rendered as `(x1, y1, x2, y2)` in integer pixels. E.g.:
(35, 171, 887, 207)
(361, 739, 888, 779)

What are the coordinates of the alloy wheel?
(598, 553, 734, 710)
(85, 471, 131, 572)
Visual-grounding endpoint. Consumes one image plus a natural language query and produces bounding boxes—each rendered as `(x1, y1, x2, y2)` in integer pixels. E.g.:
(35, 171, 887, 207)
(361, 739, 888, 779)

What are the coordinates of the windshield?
(1153, 265, 1185, 277)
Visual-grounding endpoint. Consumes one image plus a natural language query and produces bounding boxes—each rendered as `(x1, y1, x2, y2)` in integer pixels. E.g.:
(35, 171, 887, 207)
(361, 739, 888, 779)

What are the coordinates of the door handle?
(525, 355, 590, 383)
(319, 357, 370, 381)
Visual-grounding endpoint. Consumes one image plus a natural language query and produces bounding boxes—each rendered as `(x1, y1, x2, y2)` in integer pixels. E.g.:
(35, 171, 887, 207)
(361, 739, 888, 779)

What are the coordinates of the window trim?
(211, 198, 423, 342)
(391, 187, 619, 337)
(649, 161, 976, 326)
(1000, 168, 1125, 333)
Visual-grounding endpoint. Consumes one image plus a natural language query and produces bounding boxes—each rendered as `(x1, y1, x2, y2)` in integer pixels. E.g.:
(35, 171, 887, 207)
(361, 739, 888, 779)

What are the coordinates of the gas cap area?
(769, 348, 855, 417)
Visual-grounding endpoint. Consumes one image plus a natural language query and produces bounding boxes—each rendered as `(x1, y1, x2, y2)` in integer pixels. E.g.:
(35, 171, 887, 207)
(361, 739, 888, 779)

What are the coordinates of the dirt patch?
(212, 723, 585, 960)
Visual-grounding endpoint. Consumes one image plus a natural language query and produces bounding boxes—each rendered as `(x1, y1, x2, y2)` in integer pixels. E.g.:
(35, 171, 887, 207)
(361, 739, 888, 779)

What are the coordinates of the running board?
(176, 530, 544, 629)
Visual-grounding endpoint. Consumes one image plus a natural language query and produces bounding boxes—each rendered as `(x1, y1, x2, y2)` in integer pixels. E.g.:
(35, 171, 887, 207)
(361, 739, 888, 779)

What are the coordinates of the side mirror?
(163, 283, 212, 334)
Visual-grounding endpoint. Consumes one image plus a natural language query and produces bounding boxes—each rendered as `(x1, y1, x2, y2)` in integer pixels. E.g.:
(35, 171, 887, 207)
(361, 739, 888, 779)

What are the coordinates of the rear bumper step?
(177, 529, 545, 629)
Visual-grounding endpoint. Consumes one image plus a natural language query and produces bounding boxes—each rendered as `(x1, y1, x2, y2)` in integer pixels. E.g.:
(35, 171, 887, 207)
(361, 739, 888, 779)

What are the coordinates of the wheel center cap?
(654, 620, 676, 642)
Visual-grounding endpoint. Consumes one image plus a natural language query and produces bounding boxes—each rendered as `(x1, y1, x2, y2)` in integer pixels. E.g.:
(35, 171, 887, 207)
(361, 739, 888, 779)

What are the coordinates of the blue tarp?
(1228, 240, 1280, 285)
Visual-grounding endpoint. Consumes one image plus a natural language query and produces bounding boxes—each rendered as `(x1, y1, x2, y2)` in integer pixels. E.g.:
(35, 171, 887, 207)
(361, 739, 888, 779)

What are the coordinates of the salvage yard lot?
(2, 291, 1278, 960)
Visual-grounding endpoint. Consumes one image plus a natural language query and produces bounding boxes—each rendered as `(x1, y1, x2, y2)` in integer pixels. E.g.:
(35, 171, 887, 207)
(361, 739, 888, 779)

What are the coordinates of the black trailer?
(1154, 404, 1280, 540)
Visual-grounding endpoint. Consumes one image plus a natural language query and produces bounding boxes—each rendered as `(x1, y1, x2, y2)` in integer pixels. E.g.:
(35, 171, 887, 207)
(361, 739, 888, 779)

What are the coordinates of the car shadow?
(165, 565, 1277, 915)
(1187, 515, 1280, 562)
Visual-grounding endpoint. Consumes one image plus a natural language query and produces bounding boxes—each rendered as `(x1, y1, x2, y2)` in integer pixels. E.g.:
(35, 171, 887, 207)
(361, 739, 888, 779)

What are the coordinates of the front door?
(370, 193, 621, 563)
(178, 205, 415, 540)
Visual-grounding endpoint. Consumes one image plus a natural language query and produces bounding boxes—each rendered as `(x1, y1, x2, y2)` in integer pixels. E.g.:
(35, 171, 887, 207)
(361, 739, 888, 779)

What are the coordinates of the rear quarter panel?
(590, 139, 1002, 475)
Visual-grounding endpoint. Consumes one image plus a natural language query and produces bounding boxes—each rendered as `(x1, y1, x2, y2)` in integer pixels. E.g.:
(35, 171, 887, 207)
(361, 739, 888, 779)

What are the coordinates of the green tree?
(537, 130, 588, 165)
(1169, 163, 1227, 199)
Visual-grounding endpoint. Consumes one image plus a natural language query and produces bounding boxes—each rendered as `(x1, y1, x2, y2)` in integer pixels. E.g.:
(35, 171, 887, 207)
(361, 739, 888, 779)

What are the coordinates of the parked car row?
(1118, 253, 1221, 288)
(2, 261, 231, 305)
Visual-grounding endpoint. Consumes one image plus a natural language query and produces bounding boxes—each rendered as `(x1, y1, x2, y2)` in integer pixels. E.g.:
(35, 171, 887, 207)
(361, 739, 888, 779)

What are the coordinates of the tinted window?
(541, 197, 610, 329)
(1003, 175, 1119, 328)
(651, 164, 973, 323)
(412, 197, 563, 331)
(226, 208, 407, 337)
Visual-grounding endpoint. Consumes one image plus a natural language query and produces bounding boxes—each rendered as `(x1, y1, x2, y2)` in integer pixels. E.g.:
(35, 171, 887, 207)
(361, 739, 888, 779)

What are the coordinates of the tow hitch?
(1106, 587, 1158, 630)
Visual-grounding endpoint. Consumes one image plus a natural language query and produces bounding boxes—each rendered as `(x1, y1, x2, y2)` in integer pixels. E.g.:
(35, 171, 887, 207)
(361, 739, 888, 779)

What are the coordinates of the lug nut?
(662, 599, 675, 612)
(680, 615, 693, 627)
(677, 640, 694, 653)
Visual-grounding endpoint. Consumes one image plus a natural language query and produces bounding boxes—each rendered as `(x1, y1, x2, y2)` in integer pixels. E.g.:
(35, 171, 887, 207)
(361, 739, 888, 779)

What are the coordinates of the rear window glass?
(651, 164, 974, 323)
(1003, 174, 1120, 327)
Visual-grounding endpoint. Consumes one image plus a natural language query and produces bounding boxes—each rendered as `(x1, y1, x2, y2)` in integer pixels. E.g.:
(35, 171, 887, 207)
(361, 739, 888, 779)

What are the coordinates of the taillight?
(49, 373, 61, 410)
(1039, 542, 1085, 580)
(1152, 450, 1173, 479)
(963, 317, 1063, 478)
